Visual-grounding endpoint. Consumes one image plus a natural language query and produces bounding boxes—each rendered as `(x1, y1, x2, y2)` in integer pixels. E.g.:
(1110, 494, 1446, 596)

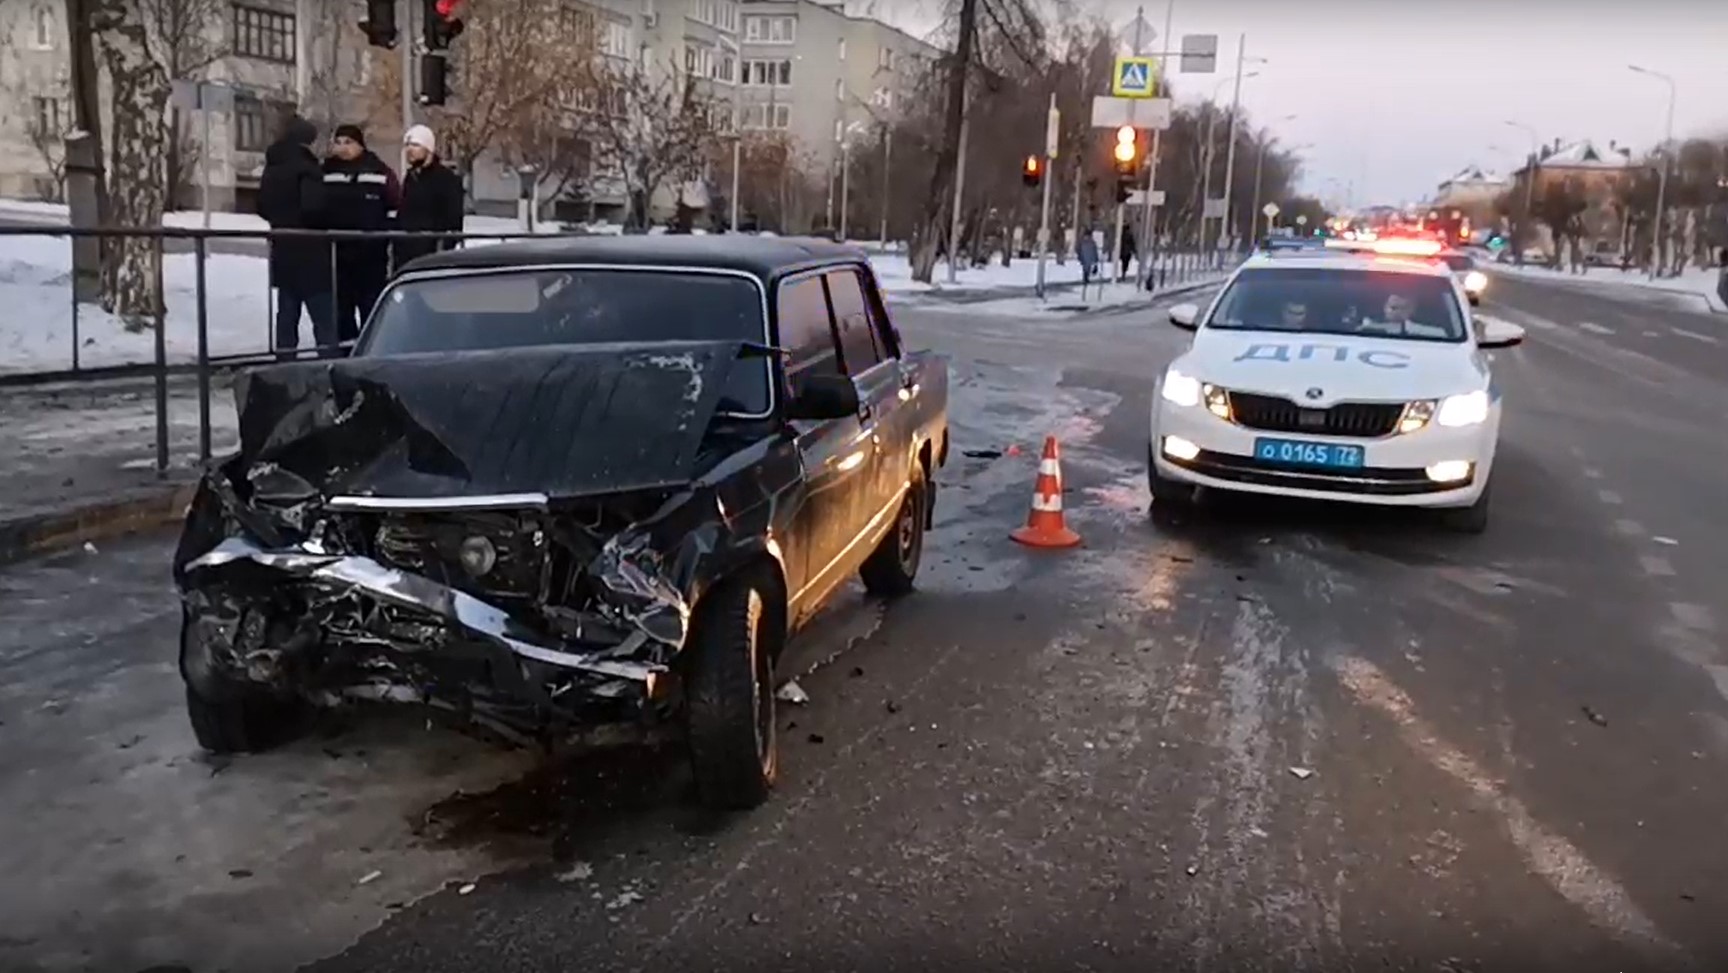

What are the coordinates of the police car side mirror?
(1478, 318, 1524, 349)
(1168, 303, 1200, 331)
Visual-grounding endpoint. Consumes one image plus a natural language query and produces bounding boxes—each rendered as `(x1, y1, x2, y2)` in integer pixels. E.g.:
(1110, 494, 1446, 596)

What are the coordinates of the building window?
(871, 86, 892, 109)
(716, 0, 737, 32)
(743, 14, 794, 43)
(560, 5, 596, 37)
(690, 0, 715, 26)
(878, 46, 893, 70)
(233, 95, 270, 152)
(601, 19, 631, 59)
(710, 102, 735, 132)
(232, 4, 295, 63)
(715, 54, 735, 83)
(30, 96, 63, 137)
(837, 37, 846, 60)
(31, 5, 56, 49)
(743, 58, 792, 86)
(685, 44, 715, 79)
(835, 78, 844, 101)
(741, 103, 790, 130)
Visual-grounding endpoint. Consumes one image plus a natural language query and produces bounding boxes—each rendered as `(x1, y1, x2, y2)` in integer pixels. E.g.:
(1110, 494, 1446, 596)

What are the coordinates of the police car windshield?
(1205, 267, 1467, 343)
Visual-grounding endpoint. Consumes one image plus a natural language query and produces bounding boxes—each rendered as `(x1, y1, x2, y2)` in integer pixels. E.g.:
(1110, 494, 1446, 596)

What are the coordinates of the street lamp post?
(1217, 38, 1269, 259)
(1504, 120, 1539, 265)
(1197, 71, 1256, 254)
(1629, 65, 1677, 280)
(1247, 116, 1298, 248)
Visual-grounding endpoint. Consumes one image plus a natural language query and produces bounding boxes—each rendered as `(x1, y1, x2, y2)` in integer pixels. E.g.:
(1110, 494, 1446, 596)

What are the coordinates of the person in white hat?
(394, 123, 465, 272)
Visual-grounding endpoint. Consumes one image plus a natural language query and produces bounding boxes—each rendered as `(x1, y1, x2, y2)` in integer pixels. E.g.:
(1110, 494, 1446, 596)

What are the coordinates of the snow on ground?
(0, 198, 584, 237)
(1491, 259, 1726, 313)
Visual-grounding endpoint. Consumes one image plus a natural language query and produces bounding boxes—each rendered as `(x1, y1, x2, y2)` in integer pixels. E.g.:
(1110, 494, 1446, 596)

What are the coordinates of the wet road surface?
(2, 275, 1726, 972)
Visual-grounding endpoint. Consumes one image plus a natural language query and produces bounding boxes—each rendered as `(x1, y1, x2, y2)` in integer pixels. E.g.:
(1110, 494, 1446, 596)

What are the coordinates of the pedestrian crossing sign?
(1111, 56, 1158, 98)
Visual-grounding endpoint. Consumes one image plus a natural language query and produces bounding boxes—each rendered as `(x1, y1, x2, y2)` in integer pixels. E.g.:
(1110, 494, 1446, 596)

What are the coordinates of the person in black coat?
(322, 124, 400, 343)
(393, 124, 465, 272)
(257, 115, 337, 357)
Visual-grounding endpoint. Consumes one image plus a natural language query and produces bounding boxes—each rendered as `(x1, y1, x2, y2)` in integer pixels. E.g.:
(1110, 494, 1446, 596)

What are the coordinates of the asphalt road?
(3, 275, 1726, 972)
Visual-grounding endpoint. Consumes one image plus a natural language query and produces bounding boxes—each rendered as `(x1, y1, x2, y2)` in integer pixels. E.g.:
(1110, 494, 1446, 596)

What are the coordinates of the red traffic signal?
(1022, 155, 1042, 188)
(424, 0, 465, 50)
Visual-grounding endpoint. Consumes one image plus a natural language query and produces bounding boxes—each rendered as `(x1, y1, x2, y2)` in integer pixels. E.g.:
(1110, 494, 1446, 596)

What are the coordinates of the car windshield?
(1206, 266, 1467, 343)
(1440, 254, 1475, 272)
(359, 268, 772, 414)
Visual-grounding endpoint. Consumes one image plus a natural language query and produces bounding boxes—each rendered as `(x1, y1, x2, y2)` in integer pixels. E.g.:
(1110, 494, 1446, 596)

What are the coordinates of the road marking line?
(1582, 467, 1603, 480)
(1639, 554, 1676, 577)
(1671, 602, 1717, 634)
(1579, 322, 1615, 336)
(1673, 328, 1719, 345)
(1596, 489, 1623, 505)
(1614, 518, 1645, 538)
(1643, 330, 1660, 338)
(1334, 656, 1685, 958)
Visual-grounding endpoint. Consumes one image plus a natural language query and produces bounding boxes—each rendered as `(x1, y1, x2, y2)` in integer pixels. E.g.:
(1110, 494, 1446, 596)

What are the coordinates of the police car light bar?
(1369, 238, 1444, 257)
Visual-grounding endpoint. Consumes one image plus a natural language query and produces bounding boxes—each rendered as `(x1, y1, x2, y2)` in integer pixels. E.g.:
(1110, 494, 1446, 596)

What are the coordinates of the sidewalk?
(0, 375, 236, 563)
(1491, 261, 1727, 314)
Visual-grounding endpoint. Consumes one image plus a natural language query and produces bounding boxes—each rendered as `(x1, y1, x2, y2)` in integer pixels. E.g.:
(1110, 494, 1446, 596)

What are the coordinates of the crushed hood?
(232, 341, 749, 501)
(1178, 331, 1488, 403)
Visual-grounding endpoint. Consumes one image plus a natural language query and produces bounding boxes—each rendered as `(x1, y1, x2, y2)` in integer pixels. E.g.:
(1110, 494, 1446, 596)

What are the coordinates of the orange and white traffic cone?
(1010, 435, 1082, 549)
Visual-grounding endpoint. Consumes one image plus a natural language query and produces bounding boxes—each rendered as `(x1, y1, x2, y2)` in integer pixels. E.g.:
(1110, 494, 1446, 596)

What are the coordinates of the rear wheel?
(685, 566, 781, 810)
(1441, 482, 1491, 534)
(860, 464, 926, 597)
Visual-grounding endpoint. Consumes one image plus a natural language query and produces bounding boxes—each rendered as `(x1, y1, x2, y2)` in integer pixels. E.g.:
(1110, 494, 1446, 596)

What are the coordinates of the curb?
(0, 480, 196, 566)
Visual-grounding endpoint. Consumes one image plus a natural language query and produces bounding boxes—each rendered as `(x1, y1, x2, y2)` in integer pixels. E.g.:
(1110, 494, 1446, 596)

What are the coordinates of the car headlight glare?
(1463, 270, 1488, 293)
(1436, 389, 1490, 427)
(1160, 369, 1201, 407)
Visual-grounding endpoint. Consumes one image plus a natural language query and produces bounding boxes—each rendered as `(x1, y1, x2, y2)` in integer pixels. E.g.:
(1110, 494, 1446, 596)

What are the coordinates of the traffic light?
(1022, 155, 1042, 189)
(419, 53, 451, 106)
(1112, 125, 1138, 201)
(424, 0, 466, 51)
(361, 0, 397, 48)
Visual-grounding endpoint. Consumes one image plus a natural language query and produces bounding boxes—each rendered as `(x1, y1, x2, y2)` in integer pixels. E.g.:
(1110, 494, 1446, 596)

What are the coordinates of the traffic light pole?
(1034, 93, 1056, 300)
(399, 0, 416, 159)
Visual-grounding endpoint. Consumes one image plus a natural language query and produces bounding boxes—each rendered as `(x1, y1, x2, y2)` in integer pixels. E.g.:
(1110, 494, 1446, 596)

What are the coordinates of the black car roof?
(398, 233, 871, 282)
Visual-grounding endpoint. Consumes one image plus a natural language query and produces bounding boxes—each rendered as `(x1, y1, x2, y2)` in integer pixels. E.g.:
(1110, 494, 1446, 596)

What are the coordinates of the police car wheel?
(1147, 444, 1195, 513)
(1441, 483, 1491, 535)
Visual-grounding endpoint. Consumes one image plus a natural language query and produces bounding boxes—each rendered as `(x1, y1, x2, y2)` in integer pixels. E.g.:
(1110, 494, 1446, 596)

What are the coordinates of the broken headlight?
(458, 535, 498, 577)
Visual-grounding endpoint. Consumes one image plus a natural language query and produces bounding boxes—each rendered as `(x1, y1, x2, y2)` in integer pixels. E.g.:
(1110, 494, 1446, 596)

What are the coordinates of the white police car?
(1148, 240, 1525, 532)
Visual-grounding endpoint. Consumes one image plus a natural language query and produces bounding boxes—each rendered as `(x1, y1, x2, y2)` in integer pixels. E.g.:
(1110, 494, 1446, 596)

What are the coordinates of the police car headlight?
(1464, 270, 1488, 294)
(1160, 369, 1202, 407)
(1436, 390, 1490, 427)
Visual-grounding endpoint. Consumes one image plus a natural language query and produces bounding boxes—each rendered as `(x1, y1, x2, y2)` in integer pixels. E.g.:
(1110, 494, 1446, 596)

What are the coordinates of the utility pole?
(840, 132, 853, 241)
(879, 128, 892, 246)
(295, 0, 313, 108)
(1629, 65, 1676, 280)
(1217, 33, 1247, 260)
(1034, 93, 1057, 298)
(730, 136, 741, 232)
(399, 0, 416, 158)
(947, 86, 970, 284)
(1136, 0, 1174, 290)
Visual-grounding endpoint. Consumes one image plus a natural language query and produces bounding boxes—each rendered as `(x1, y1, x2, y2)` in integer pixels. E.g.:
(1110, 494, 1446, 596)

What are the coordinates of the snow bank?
(1492, 261, 1726, 313)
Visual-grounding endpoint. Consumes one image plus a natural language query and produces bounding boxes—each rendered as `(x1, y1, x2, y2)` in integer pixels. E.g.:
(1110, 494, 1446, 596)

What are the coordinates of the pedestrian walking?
(394, 124, 465, 272)
(1077, 229, 1100, 299)
(1119, 224, 1137, 279)
(322, 124, 400, 344)
(257, 115, 336, 358)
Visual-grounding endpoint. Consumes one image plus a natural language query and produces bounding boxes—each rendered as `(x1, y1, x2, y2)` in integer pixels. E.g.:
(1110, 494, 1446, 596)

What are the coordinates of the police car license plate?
(1253, 438, 1365, 469)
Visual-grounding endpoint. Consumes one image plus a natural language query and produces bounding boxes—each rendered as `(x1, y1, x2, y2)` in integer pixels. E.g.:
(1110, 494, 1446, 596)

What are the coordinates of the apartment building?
(736, 0, 938, 173)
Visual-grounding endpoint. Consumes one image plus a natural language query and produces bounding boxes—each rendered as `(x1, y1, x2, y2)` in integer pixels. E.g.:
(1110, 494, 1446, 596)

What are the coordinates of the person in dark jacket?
(393, 124, 465, 272)
(257, 115, 336, 357)
(322, 124, 400, 343)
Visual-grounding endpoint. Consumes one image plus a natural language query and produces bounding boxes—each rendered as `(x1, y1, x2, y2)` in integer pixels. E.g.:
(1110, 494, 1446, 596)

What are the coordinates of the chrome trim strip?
(377, 262, 777, 420)
(325, 493, 550, 512)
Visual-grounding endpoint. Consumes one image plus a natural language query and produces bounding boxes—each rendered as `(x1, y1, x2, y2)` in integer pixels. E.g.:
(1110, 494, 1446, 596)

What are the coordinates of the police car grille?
(1226, 392, 1404, 438)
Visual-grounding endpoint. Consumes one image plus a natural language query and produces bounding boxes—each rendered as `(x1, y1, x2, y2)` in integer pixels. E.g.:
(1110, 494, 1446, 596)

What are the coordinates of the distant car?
(1147, 241, 1526, 533)
(173, 235, 951, 810)
(1437, 249, 1488, 305)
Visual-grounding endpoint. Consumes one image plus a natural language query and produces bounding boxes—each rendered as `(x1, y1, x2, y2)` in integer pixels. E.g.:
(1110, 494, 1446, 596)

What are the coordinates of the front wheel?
(860, 465, 926, 597)
(1148, 444, 1196, 517)
(1440, 482, 1491, 534)
(185, 683, 303, 754)
(685, 566, 781, 810)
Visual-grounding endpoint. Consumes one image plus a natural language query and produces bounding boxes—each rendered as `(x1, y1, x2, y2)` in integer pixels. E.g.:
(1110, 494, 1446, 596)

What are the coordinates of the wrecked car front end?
(174, 341, 798, 745)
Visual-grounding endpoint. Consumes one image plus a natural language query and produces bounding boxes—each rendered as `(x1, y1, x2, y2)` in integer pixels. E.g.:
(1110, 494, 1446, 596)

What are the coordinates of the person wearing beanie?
(394, 123, 465, 271)
(322, 123, 401, 343)
(257, 114, 337, 358)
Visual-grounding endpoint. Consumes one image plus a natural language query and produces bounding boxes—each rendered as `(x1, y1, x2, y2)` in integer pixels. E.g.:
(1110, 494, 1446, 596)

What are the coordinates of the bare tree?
(583, 58, 722, 230)
(88, 0, 171, 327)
(135, 0, 224, 207)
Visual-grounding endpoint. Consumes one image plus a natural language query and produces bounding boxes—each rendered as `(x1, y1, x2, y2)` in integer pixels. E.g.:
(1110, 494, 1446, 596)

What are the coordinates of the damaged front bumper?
(181, 534, 676, 741)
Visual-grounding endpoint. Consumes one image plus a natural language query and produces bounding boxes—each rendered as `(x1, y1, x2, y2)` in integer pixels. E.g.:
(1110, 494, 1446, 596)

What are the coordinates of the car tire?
(1147, 444, 1196, 515)
(860, 464, 926, 597)
(1442, 483, 1491, 535)
(685, 566, 780, 811)
(185, 683, 302, 754)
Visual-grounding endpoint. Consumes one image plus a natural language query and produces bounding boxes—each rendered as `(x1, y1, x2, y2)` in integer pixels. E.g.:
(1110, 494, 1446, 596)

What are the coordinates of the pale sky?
(867, 0, 1728, 206)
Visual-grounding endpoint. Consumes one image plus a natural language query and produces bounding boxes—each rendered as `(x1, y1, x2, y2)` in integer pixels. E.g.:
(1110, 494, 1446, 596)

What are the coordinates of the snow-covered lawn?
(1491, 260, 1727, 313)
(0, 198, 573, 237)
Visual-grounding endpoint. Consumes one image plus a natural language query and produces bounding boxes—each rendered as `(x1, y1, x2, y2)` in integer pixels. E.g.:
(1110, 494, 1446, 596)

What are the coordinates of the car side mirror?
(1478, 318, 1524, 349)
(786, 373, 861, 420)
(1168, 303, 1200, 331)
